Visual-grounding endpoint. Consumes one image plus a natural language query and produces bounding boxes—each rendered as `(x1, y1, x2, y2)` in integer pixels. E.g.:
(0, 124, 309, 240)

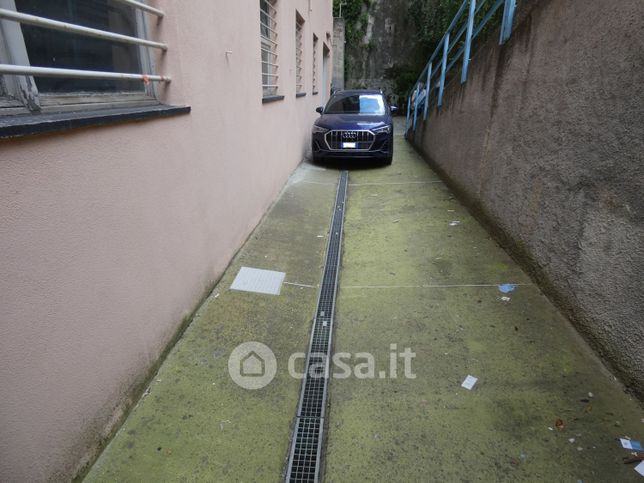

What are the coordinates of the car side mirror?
(390, 105, 398, 114)
(315, 106, 324, 114)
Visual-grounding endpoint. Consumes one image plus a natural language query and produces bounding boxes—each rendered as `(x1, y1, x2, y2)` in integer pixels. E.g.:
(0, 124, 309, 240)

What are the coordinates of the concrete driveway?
(85, 125, 643, 482)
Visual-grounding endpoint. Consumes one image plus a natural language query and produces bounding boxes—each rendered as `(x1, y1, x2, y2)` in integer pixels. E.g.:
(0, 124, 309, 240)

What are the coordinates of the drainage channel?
(285, 170, 349, 483)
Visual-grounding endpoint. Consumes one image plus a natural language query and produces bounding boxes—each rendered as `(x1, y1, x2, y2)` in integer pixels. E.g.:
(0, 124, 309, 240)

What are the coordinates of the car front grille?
(325, 130, 375, 151)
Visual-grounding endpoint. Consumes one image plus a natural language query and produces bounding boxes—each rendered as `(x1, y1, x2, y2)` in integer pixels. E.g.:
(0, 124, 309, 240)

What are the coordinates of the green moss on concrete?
(325, 133, 644, 482)
(85, 166, 339, 482)
(85, 134, 643, 482)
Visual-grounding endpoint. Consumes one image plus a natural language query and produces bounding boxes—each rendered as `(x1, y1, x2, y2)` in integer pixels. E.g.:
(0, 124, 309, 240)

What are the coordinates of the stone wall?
(410, 0, 644, 398)
(332, 17, 345, 91)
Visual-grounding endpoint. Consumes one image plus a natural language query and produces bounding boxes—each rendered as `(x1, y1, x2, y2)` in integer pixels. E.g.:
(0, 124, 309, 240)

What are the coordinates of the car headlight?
(372, 125, 392, 135)
(312, 125, 329, 134)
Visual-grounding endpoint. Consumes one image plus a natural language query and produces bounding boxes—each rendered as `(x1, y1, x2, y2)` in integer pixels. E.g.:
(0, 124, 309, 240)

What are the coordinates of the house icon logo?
(227, 342, 276, 390)
(241, 351, 265, 377)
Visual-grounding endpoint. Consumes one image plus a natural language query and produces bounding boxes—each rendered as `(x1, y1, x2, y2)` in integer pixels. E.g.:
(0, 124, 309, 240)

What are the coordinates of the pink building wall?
(0, 1, 333, 480)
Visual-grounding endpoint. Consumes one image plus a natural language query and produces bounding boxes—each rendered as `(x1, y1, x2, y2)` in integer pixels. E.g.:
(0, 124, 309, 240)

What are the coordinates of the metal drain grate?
(285, 171, 348, 482)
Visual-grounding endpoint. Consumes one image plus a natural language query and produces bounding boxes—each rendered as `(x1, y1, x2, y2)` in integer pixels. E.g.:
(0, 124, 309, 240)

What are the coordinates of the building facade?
(0, 1, 333, 480)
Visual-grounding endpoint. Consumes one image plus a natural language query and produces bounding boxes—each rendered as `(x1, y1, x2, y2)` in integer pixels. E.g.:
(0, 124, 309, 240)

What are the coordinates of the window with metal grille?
(260, 0, 278, 98)
(295, 13, 303, 95)
(312, 34, 317, 94)
(0, 0, 169, 114)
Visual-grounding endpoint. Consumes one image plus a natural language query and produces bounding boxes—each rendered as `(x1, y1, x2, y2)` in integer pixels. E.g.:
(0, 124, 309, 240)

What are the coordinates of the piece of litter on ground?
(577, 447, 583, 451)
(548, 427, 554, 431)
(393, 219, 400, 223)
(449, 220, 461, 226)
(461, 375, 478, 390)
(635, 461, 644, 477)
(569, 438, 576, 443)
(230, 267, 285, 295)
(621, 438, 643, 451)
(500, 296, 511, 302)
(214, 293, 220, 298)
(498, 283, 516, 293)
(588, 392, 593, 398)
(555, 418, 565, 430)
(317, 235, 324, 238)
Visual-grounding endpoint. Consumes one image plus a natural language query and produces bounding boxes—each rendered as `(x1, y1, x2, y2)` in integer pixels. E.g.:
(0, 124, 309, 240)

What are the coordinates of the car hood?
(315, 113, 388, 131)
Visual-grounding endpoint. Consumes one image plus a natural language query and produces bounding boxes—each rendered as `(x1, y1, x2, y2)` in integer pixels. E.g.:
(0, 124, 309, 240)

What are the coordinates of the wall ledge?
(0, 104, 191, 140)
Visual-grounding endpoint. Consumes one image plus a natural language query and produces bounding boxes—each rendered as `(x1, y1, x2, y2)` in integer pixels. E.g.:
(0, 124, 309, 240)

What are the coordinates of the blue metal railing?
(405, 0, 517, 134)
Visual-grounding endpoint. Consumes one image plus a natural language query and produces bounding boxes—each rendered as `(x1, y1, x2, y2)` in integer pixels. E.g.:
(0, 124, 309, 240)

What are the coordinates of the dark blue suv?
(312, 90, 396, 165)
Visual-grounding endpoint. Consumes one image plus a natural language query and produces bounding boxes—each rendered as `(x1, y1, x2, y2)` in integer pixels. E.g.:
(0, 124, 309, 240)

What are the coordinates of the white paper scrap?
(621, 438, 643, 451)
(635, 461, 644, 477)
(461, 375, 478, 390)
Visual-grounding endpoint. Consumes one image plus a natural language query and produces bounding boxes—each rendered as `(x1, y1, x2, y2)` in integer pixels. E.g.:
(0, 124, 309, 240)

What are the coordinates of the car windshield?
(325, 94, 386, 115)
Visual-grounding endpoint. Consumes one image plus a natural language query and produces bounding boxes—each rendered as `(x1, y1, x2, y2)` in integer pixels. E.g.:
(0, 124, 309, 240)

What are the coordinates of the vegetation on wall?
(387, 0, 503, 101)
(382, 0, 463, 100)
(333, 0, 374, 86)
(333, 0, 372, 44)
(335, 0, 502, 101)
(408, 0, 464, 54)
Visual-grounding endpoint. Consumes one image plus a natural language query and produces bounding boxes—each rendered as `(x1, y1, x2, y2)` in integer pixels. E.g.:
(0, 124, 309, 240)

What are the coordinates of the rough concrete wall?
(332, 17, 345, 90)
(344, 0, 417, 91)
(0, 0, 333, 481)
(410, 0, 644, 398)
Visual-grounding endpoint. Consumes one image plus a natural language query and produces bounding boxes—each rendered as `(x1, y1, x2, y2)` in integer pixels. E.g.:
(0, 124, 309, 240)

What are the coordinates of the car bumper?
(312, 132, 393, 161)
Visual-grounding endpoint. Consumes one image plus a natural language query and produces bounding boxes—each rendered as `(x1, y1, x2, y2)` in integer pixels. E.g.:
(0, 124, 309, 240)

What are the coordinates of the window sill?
(296, 92, 307, 98)
(262, 95, 285, 104)
(0, 104, 191, 140)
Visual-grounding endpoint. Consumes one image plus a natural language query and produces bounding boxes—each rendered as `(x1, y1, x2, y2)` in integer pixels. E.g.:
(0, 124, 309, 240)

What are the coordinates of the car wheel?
(383, 156, 393, 166)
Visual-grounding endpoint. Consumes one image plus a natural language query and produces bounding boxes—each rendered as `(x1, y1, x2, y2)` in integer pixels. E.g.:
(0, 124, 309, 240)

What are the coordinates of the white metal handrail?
(0, 64, 170, 82)
(111, 0, 164, 17)
(0, 8, 167, 50)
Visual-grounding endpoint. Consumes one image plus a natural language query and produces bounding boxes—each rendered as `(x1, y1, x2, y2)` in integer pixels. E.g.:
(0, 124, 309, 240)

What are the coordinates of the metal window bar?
(112, 0, 164, 17)
(260, 47, 278, 58)
(0, 8, 167, 50)
(0, 64, 170, 82)
(295, 18, 304, 94)
(312, 36, 318, 93)
(261, 0, 278, 14)
(260, 21, 278, 37)
(0, 2, 170, 97)
(261, 0, 278, 97)
(406, 0, 517, 132)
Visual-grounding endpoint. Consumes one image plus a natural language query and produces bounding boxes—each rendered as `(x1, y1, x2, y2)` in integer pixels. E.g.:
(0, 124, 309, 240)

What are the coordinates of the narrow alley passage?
(86, 128, 643, 482)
